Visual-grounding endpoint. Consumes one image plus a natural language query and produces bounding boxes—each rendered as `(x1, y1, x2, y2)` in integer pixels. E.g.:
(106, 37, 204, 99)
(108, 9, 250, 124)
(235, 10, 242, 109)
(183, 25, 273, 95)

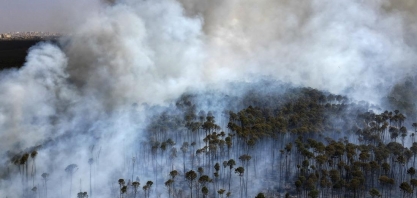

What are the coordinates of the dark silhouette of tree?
(408, 167, 416, 180)
(235, 166, 244, 197)
(77, 191, 88, 198)
(201, 186, 208, 198)
(218, 189, 225, 198)
(88, 158, 93, 198)
(400, 182, 413, 198)
(121, 185, 127, 198)
(185, 170, 197, 198)
(411, 179, 417, 198)
(227, 159, 235, 191)
(165, 179, 174, 198)
(132, 181, 140, 198)
(65, 164, 78, 198)
(42, 173, 49, 198)
(30, 151, 37, 187)
(369, 188, 381, 198)
(181, 142, 189, 173)
(145, 181, 153, 198)
(118, 179, 125, 198)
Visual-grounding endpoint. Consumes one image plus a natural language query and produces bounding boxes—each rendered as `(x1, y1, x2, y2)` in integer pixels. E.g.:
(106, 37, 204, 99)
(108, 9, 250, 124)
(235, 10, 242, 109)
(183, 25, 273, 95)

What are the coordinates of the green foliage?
(255, 192, 266, 198)
(369, 188, 381, 197)
(400, 182, 413, 194)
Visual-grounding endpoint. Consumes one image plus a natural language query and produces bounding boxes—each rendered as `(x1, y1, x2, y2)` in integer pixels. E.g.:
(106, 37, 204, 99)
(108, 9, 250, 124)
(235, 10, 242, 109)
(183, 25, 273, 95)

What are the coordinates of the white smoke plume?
(0, 0, 416, 197)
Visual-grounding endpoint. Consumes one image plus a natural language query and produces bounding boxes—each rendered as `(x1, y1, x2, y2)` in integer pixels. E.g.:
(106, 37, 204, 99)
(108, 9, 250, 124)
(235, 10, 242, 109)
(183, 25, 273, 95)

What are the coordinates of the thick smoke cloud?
(178, 0, 417, 104)
(0, 0, 416, 197)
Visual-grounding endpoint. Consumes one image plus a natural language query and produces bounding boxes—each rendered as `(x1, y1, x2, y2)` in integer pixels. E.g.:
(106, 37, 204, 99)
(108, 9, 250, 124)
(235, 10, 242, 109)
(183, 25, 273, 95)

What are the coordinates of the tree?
(88, 158, 93, 198)
(132, 181, 140, 198)
(143, 185, 148, 198)
(121, 186, 127, 198)
(235, 167, 244, 197)
(201, 186, 208, 198)
(181, 142, 189, 173)
(400, 182, 413, 198)
(185, 170, 197, 198)
(41, 173, 49, 198)
(369, 188, 381, 198)
(65, 164, 78, 198)
(308, 189, 319, 198)
(218, 189, 226, 198)
(255, 193, 266, 198)
(165, 179, 174, 198)
(145, 181, 153, 198)
(411, 179, 417, 198)
(77, 192, 88, 198)
(30, 151, 37, 187)
(118, 179, 125, 198)
(408, 167, 416, 179)
(227, 159, 236, 191)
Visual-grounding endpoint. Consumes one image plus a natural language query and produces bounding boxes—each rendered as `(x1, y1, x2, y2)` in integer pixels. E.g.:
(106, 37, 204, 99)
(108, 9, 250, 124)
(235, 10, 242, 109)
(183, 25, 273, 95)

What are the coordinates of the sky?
(0, 0, 101, 33)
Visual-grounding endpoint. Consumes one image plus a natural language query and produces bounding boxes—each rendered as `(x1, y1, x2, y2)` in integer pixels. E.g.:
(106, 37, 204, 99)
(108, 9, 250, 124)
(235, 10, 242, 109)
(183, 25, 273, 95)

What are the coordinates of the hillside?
(0, 40, 47, 70)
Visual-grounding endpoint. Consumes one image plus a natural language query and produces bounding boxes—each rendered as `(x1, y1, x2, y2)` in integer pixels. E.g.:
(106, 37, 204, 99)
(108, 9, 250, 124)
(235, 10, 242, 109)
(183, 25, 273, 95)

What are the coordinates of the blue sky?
(0, 0, 101, 33)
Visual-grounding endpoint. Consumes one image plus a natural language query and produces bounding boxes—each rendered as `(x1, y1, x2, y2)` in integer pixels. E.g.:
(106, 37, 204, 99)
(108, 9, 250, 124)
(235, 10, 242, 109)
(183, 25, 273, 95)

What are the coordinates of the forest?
(3, 79, 417, 198)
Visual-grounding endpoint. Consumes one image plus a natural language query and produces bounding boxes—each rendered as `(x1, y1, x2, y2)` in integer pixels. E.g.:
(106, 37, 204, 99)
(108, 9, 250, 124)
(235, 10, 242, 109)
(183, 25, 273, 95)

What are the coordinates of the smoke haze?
(0, 0, 417, 197)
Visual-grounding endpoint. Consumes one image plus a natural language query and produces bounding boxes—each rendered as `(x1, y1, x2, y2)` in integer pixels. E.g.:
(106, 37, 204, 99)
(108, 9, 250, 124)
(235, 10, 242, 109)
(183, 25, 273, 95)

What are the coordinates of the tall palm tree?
(227, 159, 236, 191)
(412, 123, 417, 133)
(180, 142, 189, 173)
(88, 158, 93, 198)
(165, 179, 174, 198)
(145, 181, 153, 198)
(118, 179, 125, 198)
(185, 170, 197, 198)
(235, 167, 244, 197)
(41, 173, 49, 198)
(65, 164, 78, 198)
(31, 151, 37, 187)
(132, 181, 140, 198)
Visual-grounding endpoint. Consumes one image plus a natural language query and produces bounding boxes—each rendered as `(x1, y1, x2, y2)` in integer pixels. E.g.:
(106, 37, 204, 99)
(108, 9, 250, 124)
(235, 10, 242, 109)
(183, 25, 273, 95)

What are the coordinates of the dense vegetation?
(3, 81, 417, 198)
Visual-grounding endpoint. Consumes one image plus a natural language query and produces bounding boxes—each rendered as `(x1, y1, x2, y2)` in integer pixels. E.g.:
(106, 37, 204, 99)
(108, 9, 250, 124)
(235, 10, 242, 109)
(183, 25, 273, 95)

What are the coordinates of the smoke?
(178, 0, 417, 104)
(0, 0, 417, 197)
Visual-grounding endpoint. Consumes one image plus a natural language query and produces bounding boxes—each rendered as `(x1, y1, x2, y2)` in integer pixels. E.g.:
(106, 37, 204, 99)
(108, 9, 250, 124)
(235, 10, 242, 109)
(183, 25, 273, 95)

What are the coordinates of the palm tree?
(235, 167, 244, 197)
(227, 159, 236, 191)
(411, 179, 417, 198)
(185, 170, 197, 198)
(218, 189, 225, 198)
(255, 193, 266, 198)
(131, 157, 136, 182)
(41, 173, 49, 198)
(180, 142, 189, 173)
(77, 191, 88, 198)
(88, 158, 93, 198)
(408, 167, 416, 180)
(239, 154, 251, 197)
(412, 123, 417, 133)
(201, 186, 209, 198)
(65, 164, 78, 198)
(400, 182, 413, 198)
(31, 151, 38, 187)
(121, 185, 127, 198)
(118, 179, 125, 198)
(165, 179, 174, 198)
(132, 181, 140, 198)
(369, 188, 381, 198)
(20, 153, 29, 187)
(145, 181, 153, 198)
